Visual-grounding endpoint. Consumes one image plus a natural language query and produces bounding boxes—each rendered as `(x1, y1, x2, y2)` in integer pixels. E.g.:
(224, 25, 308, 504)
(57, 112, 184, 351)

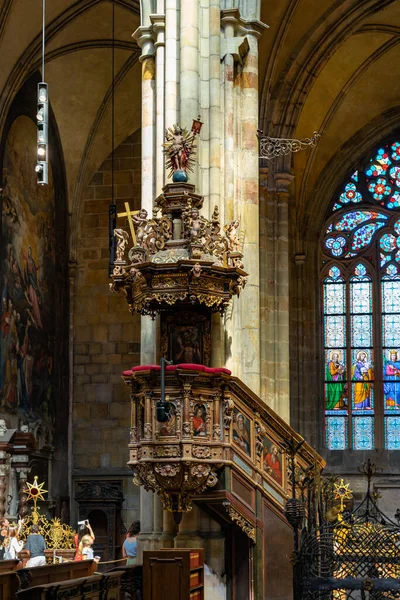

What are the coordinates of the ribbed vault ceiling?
(259, 0, 400, 228)
(0, 0, 141, 214)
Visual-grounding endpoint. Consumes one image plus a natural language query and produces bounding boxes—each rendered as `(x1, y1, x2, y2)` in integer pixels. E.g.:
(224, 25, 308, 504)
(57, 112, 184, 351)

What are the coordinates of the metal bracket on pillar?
(258, 131, 321, 161)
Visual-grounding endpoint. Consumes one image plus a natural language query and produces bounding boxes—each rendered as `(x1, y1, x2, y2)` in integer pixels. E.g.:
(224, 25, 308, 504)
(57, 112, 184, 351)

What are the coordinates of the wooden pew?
(107, 565, 143, 600)
(0, 560, 20, 573)
(15, 571, 122, 600)
(0, 559, 97, 600)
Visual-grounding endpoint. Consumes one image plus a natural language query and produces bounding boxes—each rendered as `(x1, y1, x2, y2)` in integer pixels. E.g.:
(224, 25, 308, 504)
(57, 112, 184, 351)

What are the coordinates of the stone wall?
(72, 130, 142, 527)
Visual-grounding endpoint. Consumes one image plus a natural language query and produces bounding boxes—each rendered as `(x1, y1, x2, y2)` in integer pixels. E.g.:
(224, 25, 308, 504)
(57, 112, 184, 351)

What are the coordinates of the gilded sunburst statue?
(25, 475, 48, 523)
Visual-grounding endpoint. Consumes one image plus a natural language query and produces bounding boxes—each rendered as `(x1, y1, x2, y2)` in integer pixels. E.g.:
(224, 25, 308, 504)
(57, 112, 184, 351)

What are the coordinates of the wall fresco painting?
(1, 116, 55, 429)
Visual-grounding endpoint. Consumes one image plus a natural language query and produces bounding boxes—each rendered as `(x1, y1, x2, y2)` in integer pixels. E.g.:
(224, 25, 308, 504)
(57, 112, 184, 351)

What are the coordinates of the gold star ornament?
(333, 478, 353, 512)
(25, 476, 47, 502)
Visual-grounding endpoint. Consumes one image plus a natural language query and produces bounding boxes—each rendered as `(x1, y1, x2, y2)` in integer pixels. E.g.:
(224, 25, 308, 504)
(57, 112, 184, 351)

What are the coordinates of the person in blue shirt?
(123, 521, 140, 566)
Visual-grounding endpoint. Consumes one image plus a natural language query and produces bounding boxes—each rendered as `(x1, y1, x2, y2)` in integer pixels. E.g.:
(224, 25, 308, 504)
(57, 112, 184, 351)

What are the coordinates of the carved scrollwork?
(223, 502, 256, 542)
(111, 184, 248, 316)
(213, 425, 222, 441)
(154, 445, 181, 458)
(192, 445, 211, 459)
(130, 427, 139, 443)
(143, 423, 152, 439)
(155, 463, 180, 477)
(223, 397, 235, 429)
(255, 420, 266, 458)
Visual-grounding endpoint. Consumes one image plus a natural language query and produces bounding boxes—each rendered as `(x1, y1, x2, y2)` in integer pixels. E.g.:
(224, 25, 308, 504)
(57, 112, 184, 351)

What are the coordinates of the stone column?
(179, 0, 199, 126)
(16, 465, 29, 518)
(236, 18, 266, 397)
(160, 508, 176, 547)
(0, 453, 9, 519)
(137, 487, 154, 563)
(165, 0, 179, 128)
(221, 12, 236, 224)
(208, 0, 221, 218)
(151, 14, 166, 195)
(174, 504, 203, 548)
(260, 169, 292, 422)
(133, 26, 157, 366)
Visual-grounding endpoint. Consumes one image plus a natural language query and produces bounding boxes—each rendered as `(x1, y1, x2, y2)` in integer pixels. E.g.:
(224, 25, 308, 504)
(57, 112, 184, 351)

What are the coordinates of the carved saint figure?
(132, 209, 148, 247)
(114, 229, 129, 262)
(225, 219, 240, 252)
(187, 208, 203, 243)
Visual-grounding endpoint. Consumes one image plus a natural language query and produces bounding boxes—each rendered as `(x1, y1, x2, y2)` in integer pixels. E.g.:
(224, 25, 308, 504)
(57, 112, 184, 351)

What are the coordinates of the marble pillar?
(260, 169, 292, 422)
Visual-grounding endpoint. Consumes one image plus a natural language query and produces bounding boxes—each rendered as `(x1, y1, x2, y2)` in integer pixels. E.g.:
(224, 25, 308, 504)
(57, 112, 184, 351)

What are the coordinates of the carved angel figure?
(163, 125, 196, 178)
(132, 208, 148, 247)
(225, 219, 240, 252)
(114, 228, 129, 262)
(185, 208, 204, 243)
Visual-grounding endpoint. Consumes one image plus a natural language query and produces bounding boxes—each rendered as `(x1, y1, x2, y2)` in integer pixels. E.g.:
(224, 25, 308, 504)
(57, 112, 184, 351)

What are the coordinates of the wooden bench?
(15, 571, 122, 600)
(0, 559, 97, 600)
(0, 560, 20, 573)
(107, 565, 142, 600)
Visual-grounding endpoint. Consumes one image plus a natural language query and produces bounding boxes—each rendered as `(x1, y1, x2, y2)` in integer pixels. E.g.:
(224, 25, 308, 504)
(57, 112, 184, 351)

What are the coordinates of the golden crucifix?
(117, 202, 140, 245)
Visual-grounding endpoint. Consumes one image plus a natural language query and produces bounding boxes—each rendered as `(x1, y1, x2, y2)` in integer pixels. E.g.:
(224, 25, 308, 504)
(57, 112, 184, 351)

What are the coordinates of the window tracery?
(322, 140, 400, 450)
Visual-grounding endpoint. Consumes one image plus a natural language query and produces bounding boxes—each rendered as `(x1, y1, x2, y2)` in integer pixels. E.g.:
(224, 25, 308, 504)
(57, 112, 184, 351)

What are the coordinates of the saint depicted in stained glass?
(326, 351, 346, 410)
(384, 350, 400, 409)
(352, 351, 373, 410)
(323, 139, 400, 449)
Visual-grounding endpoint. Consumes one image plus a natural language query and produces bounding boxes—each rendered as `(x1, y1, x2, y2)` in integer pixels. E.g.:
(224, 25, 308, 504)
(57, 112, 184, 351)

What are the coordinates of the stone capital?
(294, 253, 306, 266)
(235, 13, 269, 40)
(132, 26, 155, 60)
(274, 172, 295, 193)
(15, 466, 30, 477)
(150, 14, 165, 47)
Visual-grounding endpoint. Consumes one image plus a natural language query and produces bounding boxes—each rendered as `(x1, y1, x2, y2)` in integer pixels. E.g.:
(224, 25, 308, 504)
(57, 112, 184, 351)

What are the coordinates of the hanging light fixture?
(36, 0, 48, 185)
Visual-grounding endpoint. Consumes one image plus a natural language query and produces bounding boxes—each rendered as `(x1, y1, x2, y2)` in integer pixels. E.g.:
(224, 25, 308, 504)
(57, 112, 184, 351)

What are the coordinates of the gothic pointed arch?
(321, 137, 400, 450)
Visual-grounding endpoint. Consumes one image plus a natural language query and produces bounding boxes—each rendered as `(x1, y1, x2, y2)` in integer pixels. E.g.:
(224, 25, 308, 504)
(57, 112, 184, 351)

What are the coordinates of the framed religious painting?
(262, 434, 285, 489)
(161, 309, 211, 366)
(232, 407, 252, 458)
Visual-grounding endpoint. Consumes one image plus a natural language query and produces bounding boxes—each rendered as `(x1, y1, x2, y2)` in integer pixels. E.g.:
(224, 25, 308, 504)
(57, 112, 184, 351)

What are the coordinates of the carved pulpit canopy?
(109, 120, 247, 318)
(110, 183, 247, 317)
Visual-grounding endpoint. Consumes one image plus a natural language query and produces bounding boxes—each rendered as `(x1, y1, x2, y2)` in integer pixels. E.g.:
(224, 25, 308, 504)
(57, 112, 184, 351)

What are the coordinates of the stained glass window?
(322, 138, 400, 450)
